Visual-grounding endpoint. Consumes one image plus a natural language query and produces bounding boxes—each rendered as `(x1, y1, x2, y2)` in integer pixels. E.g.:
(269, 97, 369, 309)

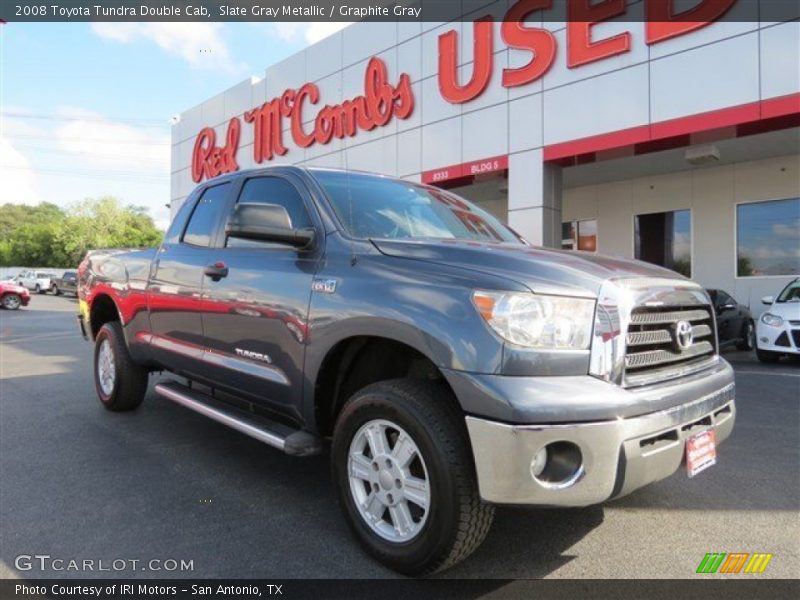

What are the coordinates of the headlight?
(760, 312, 784, 327)
(472, 291, 595, 349)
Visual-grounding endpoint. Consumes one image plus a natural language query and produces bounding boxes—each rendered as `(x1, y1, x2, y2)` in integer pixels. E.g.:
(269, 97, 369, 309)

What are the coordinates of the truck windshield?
(312, 170, 523, 244)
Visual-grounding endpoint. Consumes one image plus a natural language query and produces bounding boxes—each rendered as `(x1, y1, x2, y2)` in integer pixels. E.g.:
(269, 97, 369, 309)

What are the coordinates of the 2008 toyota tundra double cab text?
(78, 167, 735, 575)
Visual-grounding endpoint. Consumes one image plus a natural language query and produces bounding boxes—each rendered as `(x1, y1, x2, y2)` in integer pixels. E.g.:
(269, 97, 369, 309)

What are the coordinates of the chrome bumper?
(466, 382, 735, 507)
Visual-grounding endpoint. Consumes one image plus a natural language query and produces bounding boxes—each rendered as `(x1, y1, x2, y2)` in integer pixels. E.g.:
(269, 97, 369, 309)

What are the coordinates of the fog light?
(530, 441, 584, 489)
(530, 447, 547, 478)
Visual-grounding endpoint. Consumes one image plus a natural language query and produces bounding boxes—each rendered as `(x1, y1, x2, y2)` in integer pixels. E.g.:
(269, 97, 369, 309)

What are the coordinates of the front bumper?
(466, 381, 735, 507)
(755, 320, 800, 354)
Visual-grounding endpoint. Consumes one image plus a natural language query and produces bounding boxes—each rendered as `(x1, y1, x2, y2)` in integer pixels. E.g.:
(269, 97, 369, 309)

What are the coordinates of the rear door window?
(182, 183, 231, 247)
(164, 196, 196, 245)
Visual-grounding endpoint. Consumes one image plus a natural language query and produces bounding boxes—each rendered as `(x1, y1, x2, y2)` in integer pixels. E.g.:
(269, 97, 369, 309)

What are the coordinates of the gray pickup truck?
(78, 167, 735, 575)
(51, 270, 78, 296)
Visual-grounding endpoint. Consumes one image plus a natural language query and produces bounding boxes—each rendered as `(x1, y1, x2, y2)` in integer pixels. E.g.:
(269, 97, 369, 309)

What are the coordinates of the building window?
(737, 197, 800, 277)
(562, 219, 597, 252)
(634, 209, 691, 277)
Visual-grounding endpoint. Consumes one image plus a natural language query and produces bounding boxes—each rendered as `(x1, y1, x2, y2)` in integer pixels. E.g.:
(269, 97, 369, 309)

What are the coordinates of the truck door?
(146, 182, 232, 378)
(199, 173, 322, 422)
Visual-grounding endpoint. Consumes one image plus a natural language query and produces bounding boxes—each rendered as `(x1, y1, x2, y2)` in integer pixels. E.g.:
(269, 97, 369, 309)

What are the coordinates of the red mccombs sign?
(192, 57, 413, 182)
(192, 0, 735, 182)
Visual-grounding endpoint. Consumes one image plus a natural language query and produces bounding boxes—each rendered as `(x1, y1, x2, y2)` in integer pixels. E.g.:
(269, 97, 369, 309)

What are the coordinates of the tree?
(0, 197, 163, 268)
(0, 202, 64, 240)
(8, 222, 68, 267)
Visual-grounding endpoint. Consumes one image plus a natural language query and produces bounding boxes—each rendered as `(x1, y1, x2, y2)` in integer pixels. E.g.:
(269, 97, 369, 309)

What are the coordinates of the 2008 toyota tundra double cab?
(78, 167, 735, 575)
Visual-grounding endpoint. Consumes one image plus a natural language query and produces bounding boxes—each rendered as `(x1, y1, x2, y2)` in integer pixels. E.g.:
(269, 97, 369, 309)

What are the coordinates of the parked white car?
(755, 278, 800, 363)
(17, 270, 54, 295)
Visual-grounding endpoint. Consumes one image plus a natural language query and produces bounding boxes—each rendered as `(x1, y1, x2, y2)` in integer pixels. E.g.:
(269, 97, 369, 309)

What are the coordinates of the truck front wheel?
(94, 321, 148, 411)
(331, 379, 494, 575)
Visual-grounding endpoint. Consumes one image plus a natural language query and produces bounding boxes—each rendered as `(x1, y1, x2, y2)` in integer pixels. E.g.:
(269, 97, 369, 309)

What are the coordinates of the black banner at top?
(1, 0, 799, 23)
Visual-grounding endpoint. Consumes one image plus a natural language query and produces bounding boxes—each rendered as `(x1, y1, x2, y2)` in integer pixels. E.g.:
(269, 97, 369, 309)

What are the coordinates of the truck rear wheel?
(331, 379, 494, 575)
(94, 321, 148, 411)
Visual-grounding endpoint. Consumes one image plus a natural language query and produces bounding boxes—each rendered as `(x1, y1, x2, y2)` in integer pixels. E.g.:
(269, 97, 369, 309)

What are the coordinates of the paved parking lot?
(1, 294, 798, 579)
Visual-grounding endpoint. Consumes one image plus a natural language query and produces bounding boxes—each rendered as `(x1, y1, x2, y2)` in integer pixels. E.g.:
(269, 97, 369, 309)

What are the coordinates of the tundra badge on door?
(235, 348, 273, 363)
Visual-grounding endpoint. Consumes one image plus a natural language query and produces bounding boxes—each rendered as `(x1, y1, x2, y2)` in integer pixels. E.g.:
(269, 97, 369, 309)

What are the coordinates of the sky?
(0, 21, 350, 228)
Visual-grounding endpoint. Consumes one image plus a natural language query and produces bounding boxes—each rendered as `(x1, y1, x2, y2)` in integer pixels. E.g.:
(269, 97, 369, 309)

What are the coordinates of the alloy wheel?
(2, 295, 20, 310)
(347, 419, 431, 543)
(97, 338, 116, 396)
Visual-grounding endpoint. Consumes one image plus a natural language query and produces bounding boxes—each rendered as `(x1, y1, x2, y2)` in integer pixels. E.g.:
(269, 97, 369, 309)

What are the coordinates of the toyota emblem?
(674, 320, 694, 350)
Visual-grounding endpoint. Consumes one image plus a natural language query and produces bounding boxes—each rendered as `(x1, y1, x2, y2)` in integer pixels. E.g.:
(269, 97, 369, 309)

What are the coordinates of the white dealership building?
(171, 3, 800, 312)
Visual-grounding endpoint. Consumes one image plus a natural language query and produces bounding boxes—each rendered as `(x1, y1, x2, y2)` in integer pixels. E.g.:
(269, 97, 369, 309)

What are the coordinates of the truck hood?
(372, 239, 684, 297)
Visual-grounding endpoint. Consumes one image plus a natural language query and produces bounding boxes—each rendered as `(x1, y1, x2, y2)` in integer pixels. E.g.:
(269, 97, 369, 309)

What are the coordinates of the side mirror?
(719, 303, 736, 312)
(226, 203, 315, 248)
(761, 295, 774, 306)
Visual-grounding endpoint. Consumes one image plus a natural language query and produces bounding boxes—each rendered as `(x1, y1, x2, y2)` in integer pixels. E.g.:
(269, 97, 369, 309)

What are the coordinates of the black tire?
(93, 321, 148, 411)
(736, 320, 755, 351)
(756, 347, 780, 363)
(34, 284, 43, 294)
(331, 379, 494, 576)
(1, 293, 22, 310)
(52, 285, 61, 296)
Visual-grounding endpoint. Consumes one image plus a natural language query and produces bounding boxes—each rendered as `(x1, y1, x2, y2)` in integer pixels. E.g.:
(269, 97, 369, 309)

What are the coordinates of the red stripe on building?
(543, 93, 800, 162)
(422, 155, 508, 185)
(761, 93, 800, 119)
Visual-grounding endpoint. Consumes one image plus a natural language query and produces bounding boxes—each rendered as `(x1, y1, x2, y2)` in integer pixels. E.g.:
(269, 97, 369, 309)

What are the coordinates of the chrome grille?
(625, 341, 714, 369)
(624, 305, 716, 383)
(629, 309, 709, 325)
(627, 324, 712, 347)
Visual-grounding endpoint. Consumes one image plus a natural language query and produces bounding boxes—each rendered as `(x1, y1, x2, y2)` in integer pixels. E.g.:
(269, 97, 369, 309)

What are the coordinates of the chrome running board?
(154, 381, 321, 456)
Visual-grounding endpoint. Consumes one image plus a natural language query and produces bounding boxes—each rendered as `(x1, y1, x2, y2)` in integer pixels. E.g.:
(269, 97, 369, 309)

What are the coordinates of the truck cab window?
(164, 196, 197, 245)
(182, 183, 230, 247)
(226, 177, 312, 248)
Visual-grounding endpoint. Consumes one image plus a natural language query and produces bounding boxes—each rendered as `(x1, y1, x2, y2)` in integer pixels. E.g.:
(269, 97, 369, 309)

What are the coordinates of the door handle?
(204, 261, 229, 281)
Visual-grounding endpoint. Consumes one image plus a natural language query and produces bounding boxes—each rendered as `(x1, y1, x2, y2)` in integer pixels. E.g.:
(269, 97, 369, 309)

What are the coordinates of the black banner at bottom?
(2, 579, 798, 600)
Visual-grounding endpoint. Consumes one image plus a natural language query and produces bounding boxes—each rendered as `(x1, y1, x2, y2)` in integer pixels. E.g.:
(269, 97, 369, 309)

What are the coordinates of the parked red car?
(0, 282, 31, 310)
